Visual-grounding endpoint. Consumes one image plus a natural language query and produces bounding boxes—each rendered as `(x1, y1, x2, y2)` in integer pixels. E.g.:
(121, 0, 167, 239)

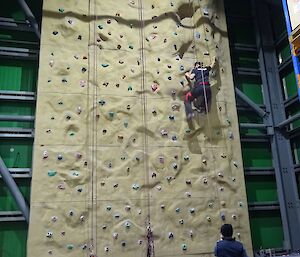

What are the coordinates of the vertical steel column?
(252, 0, 300, 251)
(281, 0, 300, 101)
(0, 156, 29, 223)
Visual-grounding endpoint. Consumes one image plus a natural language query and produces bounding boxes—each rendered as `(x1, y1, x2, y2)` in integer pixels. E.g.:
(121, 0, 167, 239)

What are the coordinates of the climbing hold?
(206, 216, 211, 222)
(132, 184, 140, 190)
(160, 204, 165, 209)
(228, 131, 234, 139)
(106, 206, 112, 211)
(180, 65, 184, 71)
(69, 210, 74, 216)
(208, 202, 214, 208)
(43, 150, 48, 159)
(168, 232, 174, 239)
(202, 159, 207, 164)
(203, 7, 209, 16)
(181, 244, 187, 251)
(175, 207, 180, 213)
(138, 240, 143, 245)
(58, 8, 65, 13)
(184, 155, 190, 161)
(114, 213, 121, 219)
(168, 76, 172, 80)
(152, 109, 157, 115)
(121, 241, 126, 247)
(101, 64, 109, 68)
(53, 31, 58, 35)
(77, 188, 83, 193)
(124, 221, 131, 229)
(69, 131, 75, 136)
(98, 99, 106, 106)
(232, 214, 237, 220)
(98, 25, 104, 29)
(48, 250, 53, 255)
(128, 44, 134, 49)
(218, 172, 224, 178)
(151, 82, 159, 92)
(104, 246, 109, 252)
(108, 112, 114, 119)
(220, 212, 226, 221)
(67, 244, 74, 250)
(125, 205, 131, 211)
(46, 232, 53, 238)
(221, 201, 226, 207)
(189, 208, 195, 214)
(57, 154, 63, 160)
(219, 187, 224, 192)
(80, 80, 87, 87)
(57, 183, 65, 190)
(172, 103, 180, 111)
(48, 170, 57, 177)
(179, 219, 184, 225)
(169, 115, 175, 120)
(128, 85, 133, 91)
(77, 107, 82, 114)
(160, 129, 168, 137)
(81, 67, 87, 73)
(51, 216, 57, 222)
(172, 163, 178, 170)
(238, 201, 243, 207)
(113, 232, 118, 239)
(124, 121, 128, 128)
(121, 156, 126, 161)
(233, 161, 238, 168)
(226, 118, 231, 125)
(151, 172, 157, 178)
(49, 60, 54, 67)
(195, 32, 201, 39)
(156, 185, 162, 191)
(185, 192, 191, 197)
(172, 135, 177, 141)
(221, 153, 226, 158)
(171, 89, 176, 96)
(186, 179, 191, 185)
(80, 215, 85, 222)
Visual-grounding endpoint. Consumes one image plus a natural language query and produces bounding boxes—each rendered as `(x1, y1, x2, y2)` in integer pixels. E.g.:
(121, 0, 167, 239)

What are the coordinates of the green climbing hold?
(48, 170, 57, 177)
(121, 156, 126, 161)
(181, 244, 187, 251)
(59, 8, 64, 13)
(173, 32, 178, 36)
(185, 129, 191, 134)
(69, 131, 75, 136)
(128, 85, 133, 91)
(108, 112, 115, 118)
(98, 25, 104, 29)
(101, 64, 109, 68)
(99, 99, 106, 106)
(124, 121, 128, 128)
(67, 244, 74, 250)
(128, 44, 134, 49)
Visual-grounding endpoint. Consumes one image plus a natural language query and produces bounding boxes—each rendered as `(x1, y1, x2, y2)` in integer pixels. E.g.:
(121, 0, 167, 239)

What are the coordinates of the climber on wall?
(184, 56, 217, 120)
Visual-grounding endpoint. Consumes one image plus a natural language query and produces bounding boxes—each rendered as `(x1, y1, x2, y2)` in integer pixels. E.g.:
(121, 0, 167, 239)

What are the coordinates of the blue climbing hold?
(48, 170, 57, 177)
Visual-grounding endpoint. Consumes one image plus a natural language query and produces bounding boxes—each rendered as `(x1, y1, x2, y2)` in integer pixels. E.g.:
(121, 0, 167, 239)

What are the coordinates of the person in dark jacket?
(214, 224, 248, 257)
(184, 57, 216, 120)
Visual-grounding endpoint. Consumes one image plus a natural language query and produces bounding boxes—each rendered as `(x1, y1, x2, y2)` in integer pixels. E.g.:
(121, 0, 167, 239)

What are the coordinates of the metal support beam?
(16, 0, 40, 39)
(252, 0, 300, 250)
(240, 123, 267, 129)
(0, 156, 29, 223)
(0, 90, 36, 101)
(277, 112, 300, 128)
(235, 87, 267, 118)
(0, 115, 34, 122)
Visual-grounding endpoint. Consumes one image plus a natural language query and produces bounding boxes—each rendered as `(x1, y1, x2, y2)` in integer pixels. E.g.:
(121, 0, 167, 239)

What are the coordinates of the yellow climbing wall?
(27, 0, 253, 256)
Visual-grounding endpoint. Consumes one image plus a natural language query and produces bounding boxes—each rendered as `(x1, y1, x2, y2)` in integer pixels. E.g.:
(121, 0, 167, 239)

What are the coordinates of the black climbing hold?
(168, 76, 172, 80)
(107, 19, 111, 24)
(127, 105, 131, 110)
(174, 44, 177, 50)
(62, 79, 68, 83)
(78, 35, 82, 40)
(167, 65, 172, 69)
(53, 31, 58, 35)
(116, 84, 120, 88)
(121, 241, 126, 247)
(151, 4, 154, 9)
(157, 58, 160, 61)
(82, 67, 87, 73)
(103, 129, 107, 134)
(117, 45, 121, 49)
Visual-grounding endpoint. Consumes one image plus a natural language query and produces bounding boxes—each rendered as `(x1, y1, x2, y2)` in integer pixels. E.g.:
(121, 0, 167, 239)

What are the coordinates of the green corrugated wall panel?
(287, 104, 300, 129)
(0, 180, 30, 211)
(249, 211, 284, 250)
(0, 60, 37, 92)
(0, 139, 33, 168)
(235, 76, 264, 104)
(0, 222, 28, 257)
(283, 70, 297, 98)
(278, 44, 291, 64)
(0, 101, 35, 116)
(242, 142, 273, 168)
(246, 176, 278, 202)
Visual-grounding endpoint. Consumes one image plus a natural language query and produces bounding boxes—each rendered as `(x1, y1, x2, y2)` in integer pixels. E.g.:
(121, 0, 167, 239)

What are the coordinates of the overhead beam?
(0, 156, 29, 223)
(235, 87, 267, 117)
(16, 0, 40, 39)
(0, 115, 35, 122)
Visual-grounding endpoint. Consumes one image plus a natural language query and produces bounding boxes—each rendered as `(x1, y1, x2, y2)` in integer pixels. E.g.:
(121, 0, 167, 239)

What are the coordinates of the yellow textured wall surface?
(27, 0, 253, 256)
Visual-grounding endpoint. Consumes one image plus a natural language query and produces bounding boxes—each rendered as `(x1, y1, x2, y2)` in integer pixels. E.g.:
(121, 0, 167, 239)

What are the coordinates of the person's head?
(194, 61, 203, 68)
(221, 224, 233, 238)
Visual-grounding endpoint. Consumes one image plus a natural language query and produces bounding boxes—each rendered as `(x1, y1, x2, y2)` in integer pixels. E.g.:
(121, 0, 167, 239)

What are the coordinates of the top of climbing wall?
(27, 0, 253, 256)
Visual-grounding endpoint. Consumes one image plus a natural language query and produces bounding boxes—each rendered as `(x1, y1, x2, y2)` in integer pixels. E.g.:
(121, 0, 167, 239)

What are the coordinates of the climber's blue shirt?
(214, 238, 248, 257)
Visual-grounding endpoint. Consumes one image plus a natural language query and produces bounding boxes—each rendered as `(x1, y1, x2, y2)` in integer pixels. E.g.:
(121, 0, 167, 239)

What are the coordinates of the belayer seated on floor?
(184, 57, 217, 120)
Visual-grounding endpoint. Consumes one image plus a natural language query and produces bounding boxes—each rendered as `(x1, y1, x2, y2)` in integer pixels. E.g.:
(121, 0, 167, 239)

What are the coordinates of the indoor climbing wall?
(27, 0, 253, 256)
